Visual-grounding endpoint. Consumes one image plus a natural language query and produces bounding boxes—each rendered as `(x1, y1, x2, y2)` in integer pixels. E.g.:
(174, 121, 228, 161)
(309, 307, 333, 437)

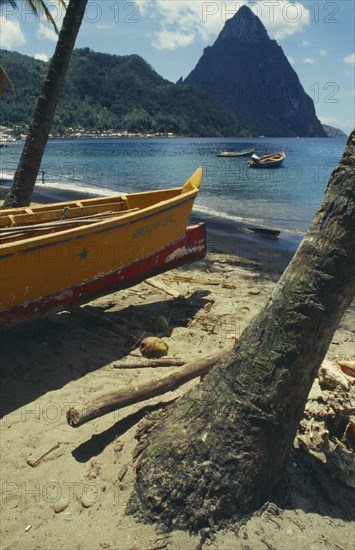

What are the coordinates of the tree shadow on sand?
(0, 290, 211, 416)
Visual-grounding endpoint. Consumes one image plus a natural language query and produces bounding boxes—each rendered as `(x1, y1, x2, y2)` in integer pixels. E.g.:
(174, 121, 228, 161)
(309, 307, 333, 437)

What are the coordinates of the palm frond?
(24, 1, 68, 34)
(0, 0, 18, 8)
(0, 1, 68, 33)
(0, 65, 16, 95)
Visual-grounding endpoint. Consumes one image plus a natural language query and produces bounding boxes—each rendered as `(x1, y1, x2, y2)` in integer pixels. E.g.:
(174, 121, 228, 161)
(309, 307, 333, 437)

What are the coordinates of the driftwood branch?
(113, 359, 186, 369)
(145, 278, 182, 298)
(67, 348, 229, 427)
(166, 274, 236, 290)
(26, 443, 61, 468)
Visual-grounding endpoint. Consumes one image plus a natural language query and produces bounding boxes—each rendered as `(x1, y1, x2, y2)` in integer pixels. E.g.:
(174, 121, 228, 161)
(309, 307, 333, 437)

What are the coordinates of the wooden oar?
(0, 208, 140, 237)
(0, 200, 127, 228)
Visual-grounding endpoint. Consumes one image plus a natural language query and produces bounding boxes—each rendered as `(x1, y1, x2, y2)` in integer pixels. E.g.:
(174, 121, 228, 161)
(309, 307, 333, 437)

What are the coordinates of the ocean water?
(1, 136, 347, 238)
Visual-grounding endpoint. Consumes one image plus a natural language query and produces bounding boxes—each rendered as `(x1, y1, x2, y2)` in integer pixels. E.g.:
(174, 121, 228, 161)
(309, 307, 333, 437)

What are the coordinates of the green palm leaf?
(0, 0, 17, 7)
(0, 0, 68, 34)
(25, 0, 68, 34)
(0, 0, 68, 94)
(0, 64, 16, 94)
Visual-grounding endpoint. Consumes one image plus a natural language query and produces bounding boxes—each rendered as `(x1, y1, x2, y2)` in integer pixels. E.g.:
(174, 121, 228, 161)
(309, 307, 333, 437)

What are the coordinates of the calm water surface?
(1, 136, 347, 235)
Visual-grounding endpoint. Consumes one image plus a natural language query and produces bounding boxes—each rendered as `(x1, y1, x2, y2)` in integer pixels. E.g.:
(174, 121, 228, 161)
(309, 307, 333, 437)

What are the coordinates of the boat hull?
(250, 159, 284, 168)
(1, 224, 206, 330)
(0, 168, 202, 326)
(2, 197, 195, 309)
(217, 148, 254, 157)
(248, 151, 286, 168)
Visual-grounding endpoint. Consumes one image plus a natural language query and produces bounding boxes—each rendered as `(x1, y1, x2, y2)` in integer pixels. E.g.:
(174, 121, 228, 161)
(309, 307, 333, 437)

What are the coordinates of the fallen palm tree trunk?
(127, 131, 355, 530)
(66, 348, 228, 427)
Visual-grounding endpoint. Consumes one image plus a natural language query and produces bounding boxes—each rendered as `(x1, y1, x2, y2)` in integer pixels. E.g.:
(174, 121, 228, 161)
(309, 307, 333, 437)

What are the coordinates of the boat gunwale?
(217, 148, 255, 157)
(0, 164, 203, 220)
(255, 151, 285, 161)
(0, 186, 184, 218)
(0, 167, 202, 253)
(0, 189, 199, 257)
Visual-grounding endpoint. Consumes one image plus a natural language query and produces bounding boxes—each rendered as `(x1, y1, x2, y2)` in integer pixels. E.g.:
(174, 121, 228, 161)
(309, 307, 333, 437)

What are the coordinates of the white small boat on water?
(248, 151, 286, 168)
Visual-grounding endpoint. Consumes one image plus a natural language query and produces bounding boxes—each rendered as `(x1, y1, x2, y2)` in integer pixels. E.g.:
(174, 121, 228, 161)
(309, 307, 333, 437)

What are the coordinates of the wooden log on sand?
(67, 348, 229, 427)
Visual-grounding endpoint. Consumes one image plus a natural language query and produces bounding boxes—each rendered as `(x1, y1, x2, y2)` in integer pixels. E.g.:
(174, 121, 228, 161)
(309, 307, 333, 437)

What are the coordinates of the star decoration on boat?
(78, 247, 89, 261)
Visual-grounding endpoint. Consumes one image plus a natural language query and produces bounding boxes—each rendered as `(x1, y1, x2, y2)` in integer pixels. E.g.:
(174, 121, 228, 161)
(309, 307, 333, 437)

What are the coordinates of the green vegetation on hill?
(0, 48, 250, 137)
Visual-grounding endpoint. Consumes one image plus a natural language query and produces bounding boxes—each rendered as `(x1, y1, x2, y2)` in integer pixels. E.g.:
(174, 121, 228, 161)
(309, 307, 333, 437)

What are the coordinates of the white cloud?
(152, 30, 195, 50)
(144, 1, 310, 50)
(36, 23, 57, 42)
(287, 56, 296, 65)
(152, 0, 234, 44)
(97, 24, 111, 30)
(320, 49, 327, 56)
(248, 1, 310, 40)
(135, 0, 151, 15)
(0, 19, 26, 49)
(34, 53, 49, 62)
(146, 1, 220, 49)
(303, 57, 314, 64)
(301, 40, 309, 46)
(344, 53, 355, 64)
(319, 116, 337, 124)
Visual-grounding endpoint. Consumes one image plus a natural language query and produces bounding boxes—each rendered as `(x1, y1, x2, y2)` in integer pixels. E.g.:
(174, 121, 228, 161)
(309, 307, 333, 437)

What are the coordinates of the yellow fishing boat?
(0, 167, 204, 329)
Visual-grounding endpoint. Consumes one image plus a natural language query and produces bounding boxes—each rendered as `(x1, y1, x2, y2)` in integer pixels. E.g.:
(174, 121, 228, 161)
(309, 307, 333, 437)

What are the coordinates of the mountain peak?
(184, 5, 326, 137)
(219, 5, 269, 43)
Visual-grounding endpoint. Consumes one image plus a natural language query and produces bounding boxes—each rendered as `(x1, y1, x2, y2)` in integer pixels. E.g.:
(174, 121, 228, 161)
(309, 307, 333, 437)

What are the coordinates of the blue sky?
(1, 0, 354, 133)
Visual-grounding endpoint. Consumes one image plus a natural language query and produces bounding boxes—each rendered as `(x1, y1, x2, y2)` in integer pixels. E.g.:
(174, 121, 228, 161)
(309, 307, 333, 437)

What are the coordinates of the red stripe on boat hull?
(1, 224, 206, 330)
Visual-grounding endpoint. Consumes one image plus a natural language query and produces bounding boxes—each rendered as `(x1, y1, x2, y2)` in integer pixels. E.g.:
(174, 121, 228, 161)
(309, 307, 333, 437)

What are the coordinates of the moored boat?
(248, 151, 286, 168)
(0, 167, 203, 329)
(217, 148, 255, 157)
(248, 226, 280, 238)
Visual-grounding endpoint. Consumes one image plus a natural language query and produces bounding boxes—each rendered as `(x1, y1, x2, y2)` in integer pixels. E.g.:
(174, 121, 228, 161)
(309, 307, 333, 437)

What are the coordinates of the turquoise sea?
(0, 136, 347, 251)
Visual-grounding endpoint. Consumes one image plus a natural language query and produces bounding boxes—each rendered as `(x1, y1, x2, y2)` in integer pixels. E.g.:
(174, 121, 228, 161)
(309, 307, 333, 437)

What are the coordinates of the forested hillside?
(0, 48, 249, 137)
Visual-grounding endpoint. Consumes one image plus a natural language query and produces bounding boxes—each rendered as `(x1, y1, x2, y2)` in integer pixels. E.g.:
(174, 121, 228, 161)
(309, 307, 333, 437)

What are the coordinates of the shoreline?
(0, 177, 301, 272)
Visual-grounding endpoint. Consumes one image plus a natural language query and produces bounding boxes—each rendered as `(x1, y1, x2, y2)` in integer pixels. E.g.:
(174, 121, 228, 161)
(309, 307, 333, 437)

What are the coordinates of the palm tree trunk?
(2, 0, 88, 208)
(128, 131, 355, 530)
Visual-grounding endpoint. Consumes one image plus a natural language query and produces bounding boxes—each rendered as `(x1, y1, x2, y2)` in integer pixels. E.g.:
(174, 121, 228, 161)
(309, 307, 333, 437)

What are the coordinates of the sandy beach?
(0, 180, 354, 550)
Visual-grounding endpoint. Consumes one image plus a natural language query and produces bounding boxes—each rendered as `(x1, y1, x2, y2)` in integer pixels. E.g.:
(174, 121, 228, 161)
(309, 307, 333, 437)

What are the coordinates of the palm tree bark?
(128, 131, 355, 530)
(2, 0, 88, 208)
